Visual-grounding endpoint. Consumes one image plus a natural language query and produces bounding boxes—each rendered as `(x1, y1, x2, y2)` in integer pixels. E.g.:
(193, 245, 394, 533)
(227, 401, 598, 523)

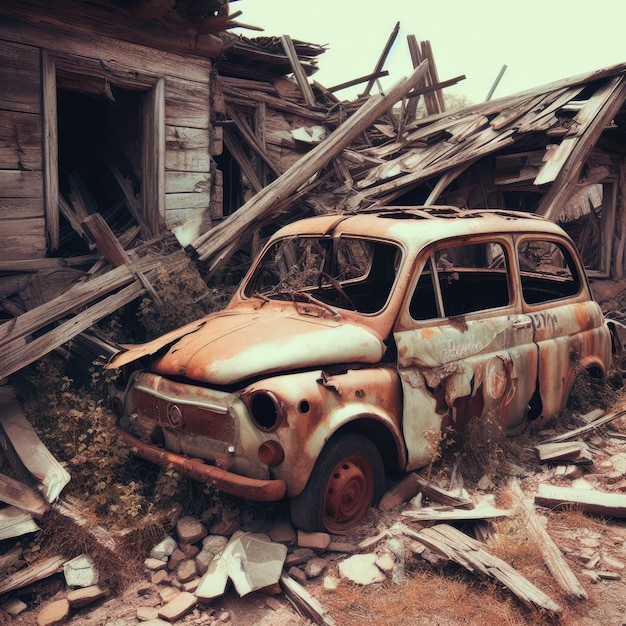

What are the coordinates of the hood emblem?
(167, 404, 183, 427)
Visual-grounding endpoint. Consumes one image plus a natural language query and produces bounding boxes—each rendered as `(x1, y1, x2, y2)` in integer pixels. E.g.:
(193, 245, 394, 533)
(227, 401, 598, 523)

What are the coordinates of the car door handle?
(512, 319, 532, 331)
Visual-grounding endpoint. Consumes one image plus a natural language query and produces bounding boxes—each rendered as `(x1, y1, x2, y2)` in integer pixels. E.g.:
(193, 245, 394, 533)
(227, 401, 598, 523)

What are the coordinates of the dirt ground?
(5, 354, 626, 626)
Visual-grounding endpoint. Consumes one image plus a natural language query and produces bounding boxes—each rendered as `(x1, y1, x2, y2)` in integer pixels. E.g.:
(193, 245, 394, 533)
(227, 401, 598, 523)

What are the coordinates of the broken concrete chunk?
(287, 565, 307, 584)
(338, 554, 386, 585)
(225, 533, 288, 597)
(176, 516, 207, 545)
(37, 598, 70, 626)
(63, 554, 98, 588)
(285, 548, 316, 567)
(158, 590, 197, 622)
(150, 536, 178, 560)
(195, 553, 229, 603)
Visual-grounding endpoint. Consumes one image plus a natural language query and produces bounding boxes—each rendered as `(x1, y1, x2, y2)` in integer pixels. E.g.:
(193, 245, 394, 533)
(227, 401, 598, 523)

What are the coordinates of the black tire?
(290, 433, 385, 533)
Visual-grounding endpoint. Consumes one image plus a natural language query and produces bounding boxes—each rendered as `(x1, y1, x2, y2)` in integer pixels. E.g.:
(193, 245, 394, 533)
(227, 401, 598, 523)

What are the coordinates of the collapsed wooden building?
(1, 0, 626, 383)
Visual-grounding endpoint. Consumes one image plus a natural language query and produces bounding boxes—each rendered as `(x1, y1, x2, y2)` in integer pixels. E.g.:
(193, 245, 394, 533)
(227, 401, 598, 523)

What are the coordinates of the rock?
(323, 575, 339, 590)
(202, 534, 229, 555)
(326, 541, 358, 554)
(144, 557, 168, 571)
(2, 598, 27, 616)
(267, 520, 297, 544)
(284, 548, 315, 567)
(63, 554, 98, 588)
(159, 586, 179, 603)
(477, 475, 494, 491)
(375, 553, 395, 575)
(210, 519, 238, 536)
(297, 530, 330, 551)
(304, 557, 328, 579)
(195, 549, 214, 575)
(609, 453, 626, 475)
(150, 536, 178, 560)
(180, 543, 201, 559)
(176, 517, 208, 545)
(182, 577, 201, 593)
(175, 559, 197, 583)
(139, 619, 171, 626)
(151, 569, 170, 585)
(37, 598, 70, 626)
(287, 566, 307, 584)
(168, 548, 187, 571)
(67, 585, 107, 608)
(339, 554, 386, 585)
(159, 591, 198, 622)
(218, 611, 230, 622)
(137, 606, 160, 621)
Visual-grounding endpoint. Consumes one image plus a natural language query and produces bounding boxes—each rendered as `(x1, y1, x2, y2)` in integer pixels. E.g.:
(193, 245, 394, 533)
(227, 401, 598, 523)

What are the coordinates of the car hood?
(112, 308, 386, 385)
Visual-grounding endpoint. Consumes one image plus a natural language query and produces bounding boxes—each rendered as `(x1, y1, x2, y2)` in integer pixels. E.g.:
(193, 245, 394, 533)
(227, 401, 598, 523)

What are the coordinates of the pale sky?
(232, 0, 626, 104)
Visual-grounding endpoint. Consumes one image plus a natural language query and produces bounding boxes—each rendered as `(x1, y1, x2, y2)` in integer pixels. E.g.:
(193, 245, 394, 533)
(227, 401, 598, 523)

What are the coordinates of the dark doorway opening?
(56, 86, 143, 254)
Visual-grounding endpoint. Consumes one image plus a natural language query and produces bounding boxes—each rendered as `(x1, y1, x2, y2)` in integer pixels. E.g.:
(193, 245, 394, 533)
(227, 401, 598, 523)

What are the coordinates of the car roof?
(271, 206, 570, 250)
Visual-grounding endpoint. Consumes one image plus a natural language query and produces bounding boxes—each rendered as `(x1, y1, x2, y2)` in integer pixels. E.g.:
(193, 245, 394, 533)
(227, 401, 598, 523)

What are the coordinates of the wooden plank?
(0, 267, 134, 346)
(0, 282, 144, 381)
(164, 98, 210, 130)
(0, 398, 70, 502)
(401, 502, 511, 522)
(165, 192, 210, 211)
(539, 409, 626, 443)
(0, 506, 40, 542)
(0, 0, 222, 60)
(509, 479, 587, 600)
(0, 473, 48, 519)
(0, 197, 44, 220)
(0, 40, 40, 113)
(281, 35, 316, 106)
(539, 76, 626, 219)
(0, 555, 65, 595)
(0, 14, 212, 83)
(0, 170, 43, 197)
(534, 441, 591, 463)
(414, 524, 561, 614)
(0, 110, 42, 170)
(42, 51, 59, 251)
(166, 126, 210, 151)
(165, 148, 210, 172)
(0, 234, 46, 261)
(165, 171, 210, 194)
(535, 484, 626, 518)
(361, 21, 400, 97)
(0, 217, 45, 236)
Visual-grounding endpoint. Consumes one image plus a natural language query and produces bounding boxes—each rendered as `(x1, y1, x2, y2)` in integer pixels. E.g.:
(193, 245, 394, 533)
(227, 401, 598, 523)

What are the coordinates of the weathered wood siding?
(0, 9, 213, 261)
(0, 40, 46, 260)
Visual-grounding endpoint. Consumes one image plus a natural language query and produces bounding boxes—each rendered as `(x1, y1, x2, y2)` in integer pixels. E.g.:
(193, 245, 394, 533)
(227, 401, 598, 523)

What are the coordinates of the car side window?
(410, 241, 510, 320)
(517, 239, 581, 304)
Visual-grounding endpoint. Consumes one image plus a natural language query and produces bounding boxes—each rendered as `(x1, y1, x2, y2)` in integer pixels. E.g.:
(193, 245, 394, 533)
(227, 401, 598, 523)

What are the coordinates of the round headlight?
(258, 440, 285, 466)
(249, 391, 282, 431)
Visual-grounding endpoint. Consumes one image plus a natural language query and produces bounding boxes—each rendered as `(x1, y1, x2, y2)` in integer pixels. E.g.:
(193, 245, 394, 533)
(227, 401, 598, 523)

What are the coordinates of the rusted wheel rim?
(322, 456, 375, 532)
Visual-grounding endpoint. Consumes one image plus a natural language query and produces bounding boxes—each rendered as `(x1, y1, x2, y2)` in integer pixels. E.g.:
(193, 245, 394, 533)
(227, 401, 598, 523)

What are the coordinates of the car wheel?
(290, 433, 385, 533)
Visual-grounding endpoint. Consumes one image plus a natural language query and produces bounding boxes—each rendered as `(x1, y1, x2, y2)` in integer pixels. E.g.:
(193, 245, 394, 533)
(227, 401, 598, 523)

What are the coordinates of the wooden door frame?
(42, 50, 165, 251)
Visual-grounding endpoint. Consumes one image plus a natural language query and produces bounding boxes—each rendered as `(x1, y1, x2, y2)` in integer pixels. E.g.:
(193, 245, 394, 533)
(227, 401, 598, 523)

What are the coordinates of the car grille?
(135, 386, 237, 444)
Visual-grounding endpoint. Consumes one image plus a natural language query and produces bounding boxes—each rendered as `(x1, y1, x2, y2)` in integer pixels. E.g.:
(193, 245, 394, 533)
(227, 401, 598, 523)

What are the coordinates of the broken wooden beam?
(280, 573, 336, 626)
(413, 523, 561, 614)
(0, 473, 48, 519)
(535, 484, 626, 518)
(281, 34, 316, 106)
(509, 479, 587, 600)
(0, 282, 143, 381)
(0, 506, 40, 541)
(0, 555, 65, 595)
(0, 396, 70, 503)
(539, 409, 626, 444)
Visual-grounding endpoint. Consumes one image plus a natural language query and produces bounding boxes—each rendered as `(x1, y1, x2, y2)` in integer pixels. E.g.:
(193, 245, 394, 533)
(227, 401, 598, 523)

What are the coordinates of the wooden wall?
(0, 6, 216, 263)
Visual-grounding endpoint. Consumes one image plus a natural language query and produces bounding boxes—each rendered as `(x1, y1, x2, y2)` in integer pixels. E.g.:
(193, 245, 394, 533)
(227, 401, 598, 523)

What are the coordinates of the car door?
(394, 237, 538, 470)
(516, 235, 612, 423)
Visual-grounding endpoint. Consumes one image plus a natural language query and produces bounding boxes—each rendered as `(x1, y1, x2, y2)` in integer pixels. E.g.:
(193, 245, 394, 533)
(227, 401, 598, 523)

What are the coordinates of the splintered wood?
(411, 523, 562, 615)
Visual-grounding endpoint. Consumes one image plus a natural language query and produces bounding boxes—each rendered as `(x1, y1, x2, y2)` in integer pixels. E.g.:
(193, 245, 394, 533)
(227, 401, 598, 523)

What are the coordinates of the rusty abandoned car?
(108, 206, 614, 532)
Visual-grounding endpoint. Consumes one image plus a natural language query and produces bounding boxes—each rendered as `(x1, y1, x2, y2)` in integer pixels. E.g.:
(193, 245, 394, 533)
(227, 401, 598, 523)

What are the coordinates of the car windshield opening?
(244, 236, 401, 314)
